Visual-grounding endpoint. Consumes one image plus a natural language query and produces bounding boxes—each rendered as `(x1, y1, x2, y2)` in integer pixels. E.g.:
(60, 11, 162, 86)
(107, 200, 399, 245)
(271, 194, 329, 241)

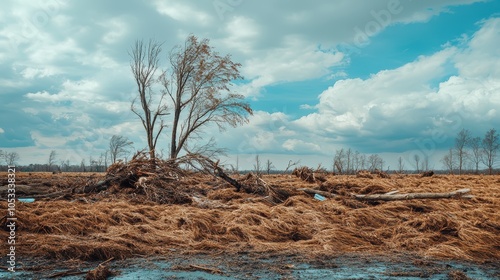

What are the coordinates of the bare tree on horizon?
(455, 128, 471, 175)
(482, 128, 499, 175)
(109, 135, 133, 163)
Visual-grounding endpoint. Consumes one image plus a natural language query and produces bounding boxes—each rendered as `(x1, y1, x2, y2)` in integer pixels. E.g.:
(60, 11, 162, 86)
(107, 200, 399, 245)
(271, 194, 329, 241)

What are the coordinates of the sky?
(0, 0, 499, 171)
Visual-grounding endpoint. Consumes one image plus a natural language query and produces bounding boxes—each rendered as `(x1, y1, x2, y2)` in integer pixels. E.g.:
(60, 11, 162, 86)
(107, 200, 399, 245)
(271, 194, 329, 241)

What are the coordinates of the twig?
(48, 269, 86, 278)
(98, 257, 115, 266)
(189, 264, 224, 275)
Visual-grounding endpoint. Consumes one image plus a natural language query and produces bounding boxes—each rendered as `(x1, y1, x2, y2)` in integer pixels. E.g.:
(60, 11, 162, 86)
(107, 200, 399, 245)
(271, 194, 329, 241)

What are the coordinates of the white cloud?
(154, 0, 213, 24)
(294, 47, 456, 136)
(21, 66, 58, 79)
(30, 130, 70, 147)
(293, 17, 500, 151)
(220, 16, 260, 54)
(100, 17, 128, 44)
(26, 79, 102, 103)
(454, 17, 500, 78)
(282, 139, 321, 153)
(0, 127, 4, 133)
(238, 37, 344, 97)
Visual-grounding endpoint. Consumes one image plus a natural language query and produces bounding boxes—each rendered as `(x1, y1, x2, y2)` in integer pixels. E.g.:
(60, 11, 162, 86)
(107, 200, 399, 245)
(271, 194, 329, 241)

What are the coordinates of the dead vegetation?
(0, 163, 499, 265)
(356, 169, 390, 179)
(292, 166, 327, 183)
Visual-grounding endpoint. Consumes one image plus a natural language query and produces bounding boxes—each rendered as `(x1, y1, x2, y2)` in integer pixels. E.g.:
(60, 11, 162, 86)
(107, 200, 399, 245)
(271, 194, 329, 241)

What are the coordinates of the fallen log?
(214, 165, 244, 192)
(353, 188, 472, 201)
(297, 188, 336, 198)
(84, 179, 112, 193)
(189, 264, 224, 275)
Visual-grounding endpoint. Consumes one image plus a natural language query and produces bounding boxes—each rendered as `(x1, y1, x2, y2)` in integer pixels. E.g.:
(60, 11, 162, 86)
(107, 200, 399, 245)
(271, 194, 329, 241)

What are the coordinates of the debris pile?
(83, 153, 196, 204)
(356, 169, 390, 179)
(421, 170, 435, 177)
(292, 167, 327, 183)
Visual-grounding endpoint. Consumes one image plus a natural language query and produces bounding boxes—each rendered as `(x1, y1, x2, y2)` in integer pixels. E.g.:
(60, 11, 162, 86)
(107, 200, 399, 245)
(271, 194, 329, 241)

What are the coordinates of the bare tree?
(413, 154, 420, 173)
(422, 155, 429, 171)
(265, 159, 275, 175)
(228, 155, 240, 175)
(397, 156, 405, 173)
(345, 148, 353, 174)
(455, 128, 471, 175)
(482, 128, 499, 175)
(368, 154, 384, 171)
(48, 150, 57, 171)
(3, 152, 20, 166)
(284, 159, 300, 173)
(89, 155, 96, 172)
(62, 159, 70, 172)
(103, 151, 109, 170)
(333, 148, 345, 174)
(253, 155, 262, 177)
(109, 135, 133, 163)
(359, 154, 367, 170)
(97, 153, 105, 172)
(235, 155, 239, 174)
(130, 39, 168, 159)
(441, 148, 455, 174)
(468, 136, 482, 174)
(160, 35, 252, 159)
(80, 159, 86, 172)
(353, 150, 360, 172)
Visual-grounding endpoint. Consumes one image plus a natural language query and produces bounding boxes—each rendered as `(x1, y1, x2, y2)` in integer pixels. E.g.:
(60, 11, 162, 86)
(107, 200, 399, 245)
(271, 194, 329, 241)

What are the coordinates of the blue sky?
(0, 0, 499, 170)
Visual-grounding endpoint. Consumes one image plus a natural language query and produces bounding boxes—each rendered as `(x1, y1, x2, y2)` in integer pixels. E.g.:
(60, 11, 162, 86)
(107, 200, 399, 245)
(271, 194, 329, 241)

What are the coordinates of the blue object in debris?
(18, 198, 35, 203)
(314, 194, 326, 201)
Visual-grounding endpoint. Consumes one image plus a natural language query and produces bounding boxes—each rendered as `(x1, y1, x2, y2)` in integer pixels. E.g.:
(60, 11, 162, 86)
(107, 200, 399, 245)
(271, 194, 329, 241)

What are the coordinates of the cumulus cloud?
(293, 17, 500, 152)
(25, 79, 102, 103)
(282, 139, 321, 153)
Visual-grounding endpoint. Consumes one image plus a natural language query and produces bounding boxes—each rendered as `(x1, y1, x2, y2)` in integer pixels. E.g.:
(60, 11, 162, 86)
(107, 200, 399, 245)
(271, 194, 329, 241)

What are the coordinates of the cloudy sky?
(1, 0, 499, 170)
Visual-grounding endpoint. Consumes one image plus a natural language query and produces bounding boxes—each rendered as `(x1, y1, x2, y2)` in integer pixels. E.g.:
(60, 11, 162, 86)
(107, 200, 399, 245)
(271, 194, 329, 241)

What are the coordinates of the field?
(1, 168, 499, 279)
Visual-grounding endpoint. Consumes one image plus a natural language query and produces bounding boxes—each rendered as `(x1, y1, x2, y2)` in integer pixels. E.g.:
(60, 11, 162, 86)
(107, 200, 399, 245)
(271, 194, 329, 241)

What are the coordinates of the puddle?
(1, 254, 498, 279)
(18, 198, 35, 203)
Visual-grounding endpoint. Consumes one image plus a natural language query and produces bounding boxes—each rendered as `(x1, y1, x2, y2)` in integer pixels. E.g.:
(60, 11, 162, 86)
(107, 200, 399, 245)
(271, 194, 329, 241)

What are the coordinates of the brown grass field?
(1, 170, 499, 268)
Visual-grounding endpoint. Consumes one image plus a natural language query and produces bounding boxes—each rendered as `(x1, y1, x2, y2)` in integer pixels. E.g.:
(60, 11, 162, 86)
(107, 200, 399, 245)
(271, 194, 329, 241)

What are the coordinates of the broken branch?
(353, 188, 472, 201)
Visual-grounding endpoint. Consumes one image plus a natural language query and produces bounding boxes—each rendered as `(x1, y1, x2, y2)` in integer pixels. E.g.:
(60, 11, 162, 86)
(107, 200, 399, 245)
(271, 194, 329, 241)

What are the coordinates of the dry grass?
(1, 172, 499, 263)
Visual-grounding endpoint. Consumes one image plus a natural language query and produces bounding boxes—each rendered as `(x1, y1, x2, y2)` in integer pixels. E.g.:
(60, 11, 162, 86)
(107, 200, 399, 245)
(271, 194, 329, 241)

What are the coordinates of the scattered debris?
(86, 258, 114, 280)
(421, 170, 435, 177)
(297, 188, 336, 198)
(189, 264, 224, 275)
(313, 194, 326, 201)
(353, 188, 473, 201)
(447, 269, 473, 280)
(357, 169, 390, 179)
(292, 167, 326, 183)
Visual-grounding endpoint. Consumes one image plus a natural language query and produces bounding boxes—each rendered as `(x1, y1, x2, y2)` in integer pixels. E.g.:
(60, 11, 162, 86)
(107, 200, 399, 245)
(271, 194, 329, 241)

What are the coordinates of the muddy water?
(2, 253, 499, 279)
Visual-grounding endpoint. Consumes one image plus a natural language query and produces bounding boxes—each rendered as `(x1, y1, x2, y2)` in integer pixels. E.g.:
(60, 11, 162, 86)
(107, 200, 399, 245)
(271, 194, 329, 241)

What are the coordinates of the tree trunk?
(354, 188, 472, 201)
(170, 105, 181, 159)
